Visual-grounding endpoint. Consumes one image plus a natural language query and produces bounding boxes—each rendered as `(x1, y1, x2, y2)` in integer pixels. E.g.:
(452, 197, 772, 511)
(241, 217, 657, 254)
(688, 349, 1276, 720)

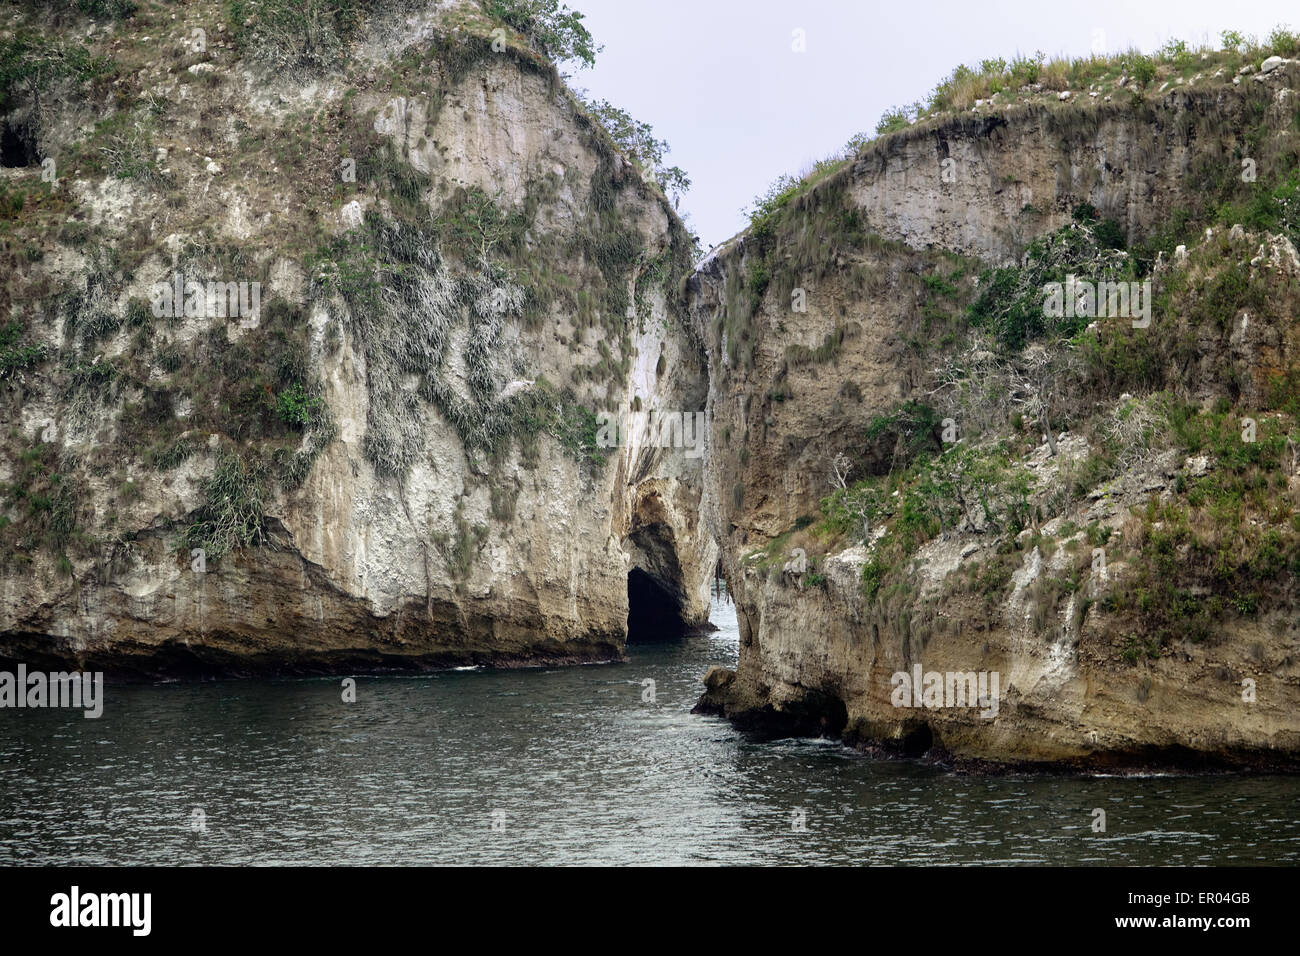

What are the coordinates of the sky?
(562, 0, 1299, 251)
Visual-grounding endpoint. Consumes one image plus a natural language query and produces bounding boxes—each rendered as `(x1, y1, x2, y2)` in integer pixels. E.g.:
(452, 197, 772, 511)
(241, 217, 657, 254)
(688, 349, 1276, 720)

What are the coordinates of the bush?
(1094, 218, 1126, 250)
(966, 219, 1131, 350)
(1220, 30, 1248, 53)
(274, 383, 323, 429)
(184, 451, 268, 560)
(150, 436, 195, 471)
(580, 97, 689, 202)
(1127, 54, 1157, 88)
(0, 322, 46, 378)
(0, 441, 77, 548)
(843, 131, 873, 157)
(483, 0, 600, 68)
(744, 173, 799, 230)
(875, 106, 911, 136)
(865, 400, 942, 469)
(1267, 25, 1299, 57)
(98, 119, 163, 184)
(0, 32, 112, 113)
(125, 296, 152, 329)
(1009, 52, 1045, 86)
(1158, 38, 1194, 69)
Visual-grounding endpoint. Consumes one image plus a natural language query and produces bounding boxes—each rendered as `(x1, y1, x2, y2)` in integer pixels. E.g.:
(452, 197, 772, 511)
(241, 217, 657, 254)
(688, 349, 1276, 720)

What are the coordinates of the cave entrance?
(0, 120, 38, 168)
(627, 567, 688, 643)
(901, 722, 934, 757)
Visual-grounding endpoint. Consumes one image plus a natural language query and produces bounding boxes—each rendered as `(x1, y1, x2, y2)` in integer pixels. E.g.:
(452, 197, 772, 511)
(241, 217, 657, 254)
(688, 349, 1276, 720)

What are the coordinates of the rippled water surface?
(2, 596, 1298, 865)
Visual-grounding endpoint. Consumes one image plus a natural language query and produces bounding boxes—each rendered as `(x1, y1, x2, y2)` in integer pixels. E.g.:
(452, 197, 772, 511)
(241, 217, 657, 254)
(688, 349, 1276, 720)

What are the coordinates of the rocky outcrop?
(691, 62, 1300, 769)
(842, 72, 1300, 262)
(4, 2, 1298, 780)
(0, 1, 709, 675)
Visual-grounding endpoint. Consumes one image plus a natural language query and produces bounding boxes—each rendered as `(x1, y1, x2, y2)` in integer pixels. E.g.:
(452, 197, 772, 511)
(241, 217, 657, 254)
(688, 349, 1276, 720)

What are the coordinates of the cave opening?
(901, 722, 934, 757)
(0, 120, 38, 168)
(626, 567, 688, 643)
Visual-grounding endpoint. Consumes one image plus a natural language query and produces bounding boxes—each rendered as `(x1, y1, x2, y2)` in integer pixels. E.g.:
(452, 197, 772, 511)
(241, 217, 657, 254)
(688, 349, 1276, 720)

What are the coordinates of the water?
(1, 596, 1297, 865)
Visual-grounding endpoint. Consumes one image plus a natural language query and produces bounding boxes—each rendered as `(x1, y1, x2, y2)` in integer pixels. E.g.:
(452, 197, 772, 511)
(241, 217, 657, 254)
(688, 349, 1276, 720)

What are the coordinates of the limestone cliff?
(692, 61, 1300, 769)
(0, 0, 711, 674)
(5, 1, 1299, 775)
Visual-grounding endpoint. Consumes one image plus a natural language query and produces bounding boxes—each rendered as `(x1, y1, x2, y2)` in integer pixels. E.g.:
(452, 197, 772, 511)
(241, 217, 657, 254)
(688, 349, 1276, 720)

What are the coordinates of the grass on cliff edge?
(742, 25, 1300, 244)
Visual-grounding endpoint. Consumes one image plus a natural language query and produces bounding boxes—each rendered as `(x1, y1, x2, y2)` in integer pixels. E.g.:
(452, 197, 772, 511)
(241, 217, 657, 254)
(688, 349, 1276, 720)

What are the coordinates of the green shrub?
(432, 500, 489, 581)
(1127, 54, 1157, 88)
(150, 436, 195, 471)
(744, 173, 800, 232)
(579, 96, 689, 201)
(861, 558, 886, 602)
(0, 32, 112, 112)
(274, 383, 324, 429)
(1009, 52, 1044, 86)
(124, 297, 152, 329)
(1158, 38, 1194, 69)
(483, 0, 600, 68)
(875, 106, 911, 136)
(183, 451, 268, 560)
(1220, 30, 1248, 52)
(966, 218, 1131, 351)
(0, 322, 46, 378)
(865, 400, 942, 470)
(1267, 25, 1299, 57)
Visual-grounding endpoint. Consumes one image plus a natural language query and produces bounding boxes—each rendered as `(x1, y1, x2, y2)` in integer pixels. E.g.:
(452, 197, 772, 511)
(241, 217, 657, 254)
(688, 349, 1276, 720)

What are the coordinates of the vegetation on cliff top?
(742, 24, 1300, 246)
(724, 34, 1300, 660)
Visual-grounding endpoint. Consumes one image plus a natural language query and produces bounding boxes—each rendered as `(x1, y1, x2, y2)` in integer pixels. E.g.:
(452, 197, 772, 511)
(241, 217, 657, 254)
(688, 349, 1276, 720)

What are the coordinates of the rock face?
(689, 75, 1300, 769)
(842, 86, 1296, 263)
(4, 4, 1299, 775)
(0, 3, 711, 675)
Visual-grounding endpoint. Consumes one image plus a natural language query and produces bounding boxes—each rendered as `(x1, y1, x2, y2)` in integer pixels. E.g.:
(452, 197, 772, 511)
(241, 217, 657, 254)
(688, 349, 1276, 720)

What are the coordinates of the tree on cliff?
(580, 96, 692, 207)
(483, 0, 601, 69)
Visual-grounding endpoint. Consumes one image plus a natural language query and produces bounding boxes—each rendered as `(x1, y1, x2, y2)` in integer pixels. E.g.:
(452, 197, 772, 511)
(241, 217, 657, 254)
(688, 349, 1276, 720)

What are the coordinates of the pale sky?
(564, 0, 1298, 250)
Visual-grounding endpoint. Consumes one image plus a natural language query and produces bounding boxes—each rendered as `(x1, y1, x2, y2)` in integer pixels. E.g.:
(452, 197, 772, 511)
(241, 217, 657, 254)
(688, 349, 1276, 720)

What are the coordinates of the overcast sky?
(563, 0, 1298, 250)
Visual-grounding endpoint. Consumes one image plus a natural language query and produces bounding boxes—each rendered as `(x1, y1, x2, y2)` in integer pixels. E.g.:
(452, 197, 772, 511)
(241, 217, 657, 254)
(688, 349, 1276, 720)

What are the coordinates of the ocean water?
(1, 596, 1297, 865)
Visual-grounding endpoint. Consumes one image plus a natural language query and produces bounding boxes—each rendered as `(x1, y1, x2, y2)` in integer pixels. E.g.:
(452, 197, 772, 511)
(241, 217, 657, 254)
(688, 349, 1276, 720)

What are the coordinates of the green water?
(1, 597, 1297, 865)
